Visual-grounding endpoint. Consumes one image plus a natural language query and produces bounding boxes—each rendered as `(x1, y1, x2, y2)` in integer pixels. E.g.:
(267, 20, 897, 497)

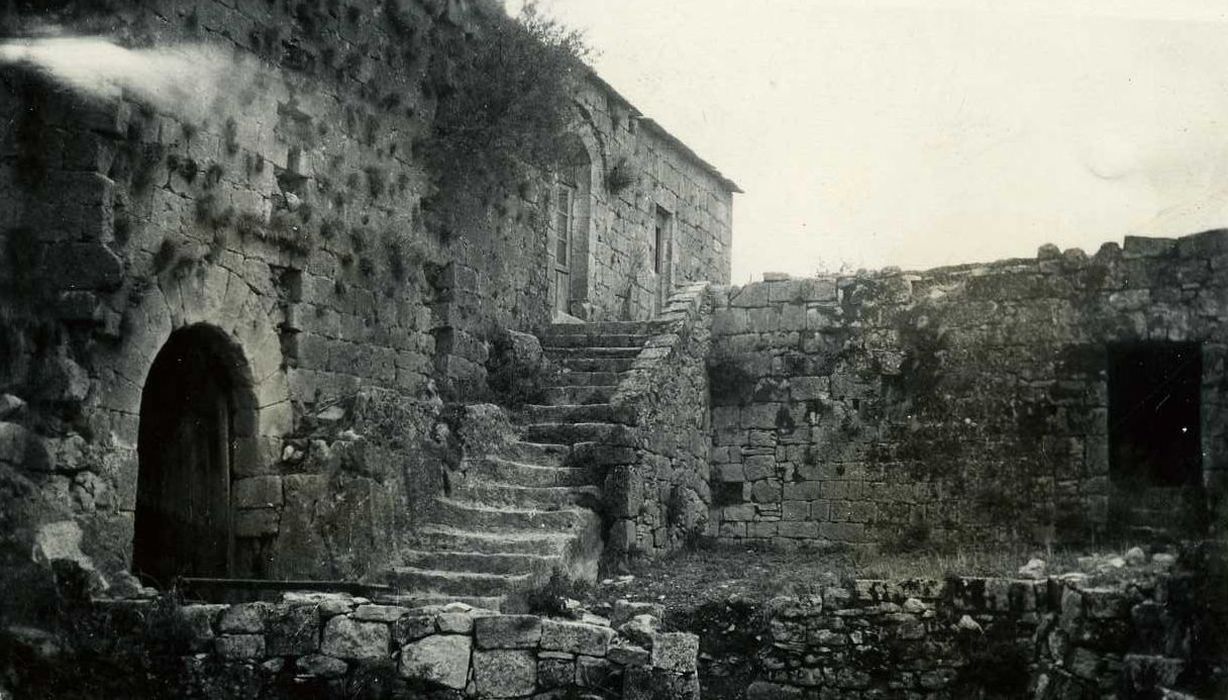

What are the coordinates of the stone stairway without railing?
(386, 319, 669, 611)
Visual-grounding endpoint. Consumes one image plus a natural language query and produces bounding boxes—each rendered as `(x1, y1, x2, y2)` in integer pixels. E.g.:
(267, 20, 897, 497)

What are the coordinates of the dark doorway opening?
(133, 325, 243, 587)
(1108, 342, 1201, 486)
(1107, 342, 1206, 535)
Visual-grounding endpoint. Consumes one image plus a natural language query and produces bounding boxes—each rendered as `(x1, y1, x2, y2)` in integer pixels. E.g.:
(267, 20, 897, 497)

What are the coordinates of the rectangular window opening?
(653, 206, 671, 275)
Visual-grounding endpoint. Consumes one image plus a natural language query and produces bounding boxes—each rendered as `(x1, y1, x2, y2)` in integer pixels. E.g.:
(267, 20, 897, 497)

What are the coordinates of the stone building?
(0, 0, 735, 605)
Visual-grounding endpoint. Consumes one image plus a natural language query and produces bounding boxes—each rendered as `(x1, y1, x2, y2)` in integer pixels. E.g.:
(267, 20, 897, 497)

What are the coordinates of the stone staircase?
(387, 320, 667, 611)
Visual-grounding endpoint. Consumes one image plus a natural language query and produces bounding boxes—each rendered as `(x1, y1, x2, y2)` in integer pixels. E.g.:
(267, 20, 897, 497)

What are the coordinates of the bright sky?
(508, 0, 1228, 282)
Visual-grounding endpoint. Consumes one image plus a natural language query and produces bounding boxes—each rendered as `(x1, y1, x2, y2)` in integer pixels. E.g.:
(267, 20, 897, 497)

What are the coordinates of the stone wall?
(605, 283, 714, 559)
(564, 80, 736, 323)
(707, 231, 1228, 549)
(1, 591, 701, 698)
(0, 0, 735, 596)
(0, 0, 471, 593)
(704, 565, 1227, 698)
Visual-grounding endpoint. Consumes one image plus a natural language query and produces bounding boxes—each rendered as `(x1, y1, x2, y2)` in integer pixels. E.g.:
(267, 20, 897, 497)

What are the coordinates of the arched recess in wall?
(132, 323, 257, 585)
(551, 131, 600, 319)
(88, 264, 292, 584)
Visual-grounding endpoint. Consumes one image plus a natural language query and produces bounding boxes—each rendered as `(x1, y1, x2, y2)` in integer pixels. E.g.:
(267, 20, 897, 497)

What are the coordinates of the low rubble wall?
(1, 592, 699, 699)
(694, 566, 1227, 699)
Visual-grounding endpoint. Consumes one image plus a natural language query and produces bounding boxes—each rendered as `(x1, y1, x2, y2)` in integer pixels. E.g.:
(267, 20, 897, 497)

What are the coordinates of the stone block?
(399, 634, 471, 690)
(472, 649, 537, 698)
(216, 634, 264, 659)
(608, 643, 651, 667)
(297, 654, 348, 678)
(540, 619, 614, 657)
(321, 615, 390, 660)
(219, 602, 267, 633)
(234, 508, 279, 538)
(576, 654, 620, 688)
(623, 667, 700, 700)
(474, 614, 542, 649)
(435, 611, 474, 634)
(537, 657, 575, 688)
(612, 601, 665, 628)
(233, 476, 283, 508)
(354, 604, 409, 623)
(394, 615, 437, 643)
(266, 604, 320, 656)
(649, 632, 698, 673)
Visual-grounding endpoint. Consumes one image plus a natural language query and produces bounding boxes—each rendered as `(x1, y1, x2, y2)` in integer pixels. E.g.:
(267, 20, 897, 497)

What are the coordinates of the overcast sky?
(508, 0, 1228, 282)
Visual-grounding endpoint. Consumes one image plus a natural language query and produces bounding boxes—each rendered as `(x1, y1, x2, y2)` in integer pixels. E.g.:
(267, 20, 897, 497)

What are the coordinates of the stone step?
(388, 568, 533, 598)
(433, 498, 592, 531)
(519, 403, 632, 425)
(544, 346, 644, 359)
(453, 480, 601, 509)
(540, 334, 649, 349)
(541, 385, 617, 405)
(547, 321, 670, 336)
(491, 441, 570, 467)
(555, 356, 637, 373)
(375, 592, 505, 612)
(399, 549, 561, 577)
(524, 422, 636, 447)
(550, 371, 622, 387)
(410, 525, 574, 557)
(570, 442, 638, 468)
(463, 457, 596, 487)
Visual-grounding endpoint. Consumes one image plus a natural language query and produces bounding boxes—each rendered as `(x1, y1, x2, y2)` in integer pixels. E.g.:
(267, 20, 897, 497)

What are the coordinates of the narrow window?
(653, 206, 671, 275)
(1108, 342, 1202, 487)
(555, 183, 574, 265)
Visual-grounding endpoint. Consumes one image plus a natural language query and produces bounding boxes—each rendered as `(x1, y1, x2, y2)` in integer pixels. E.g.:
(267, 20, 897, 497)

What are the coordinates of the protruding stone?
(540, 619, 614, 657)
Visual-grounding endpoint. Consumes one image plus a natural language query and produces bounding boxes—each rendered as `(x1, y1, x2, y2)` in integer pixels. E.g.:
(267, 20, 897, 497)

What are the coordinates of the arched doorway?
(132, 324, 255, 587)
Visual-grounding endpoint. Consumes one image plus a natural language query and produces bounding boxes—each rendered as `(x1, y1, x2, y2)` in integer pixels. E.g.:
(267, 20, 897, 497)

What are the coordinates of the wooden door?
(552, 183, 575, 316)
(133, 330, 233, 586)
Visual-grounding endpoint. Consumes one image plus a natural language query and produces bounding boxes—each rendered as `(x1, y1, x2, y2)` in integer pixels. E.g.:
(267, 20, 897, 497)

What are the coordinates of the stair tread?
(436, 497, 587, 515)
(391, 567, 533, 581)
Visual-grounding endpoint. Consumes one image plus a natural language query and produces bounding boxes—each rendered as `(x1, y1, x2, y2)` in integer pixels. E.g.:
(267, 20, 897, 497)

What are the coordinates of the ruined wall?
(605, 283, 714, 559)
(564, 80, 735, 323)
(708, 231, 1228, 548)
(735, 566, 1227, 698)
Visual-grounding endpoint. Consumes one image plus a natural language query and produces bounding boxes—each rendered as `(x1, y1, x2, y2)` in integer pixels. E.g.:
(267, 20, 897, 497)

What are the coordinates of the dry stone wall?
(605, 283, 714, 559)
(3, 592, 701, 698)
(738, 566, 1227, 698)
(708, 231, 1228, 549)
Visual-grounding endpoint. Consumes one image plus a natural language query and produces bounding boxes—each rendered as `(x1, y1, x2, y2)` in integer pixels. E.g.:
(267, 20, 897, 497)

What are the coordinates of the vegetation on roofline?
(420, 2, 589, 241)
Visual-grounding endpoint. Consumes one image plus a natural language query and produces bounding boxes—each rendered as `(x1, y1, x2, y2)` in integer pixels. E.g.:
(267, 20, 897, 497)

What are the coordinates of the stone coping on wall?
(86, 591, 700, 698)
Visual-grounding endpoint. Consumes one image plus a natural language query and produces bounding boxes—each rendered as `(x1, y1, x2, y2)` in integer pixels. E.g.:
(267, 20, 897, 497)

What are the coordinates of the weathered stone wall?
(0, 0, 470, 594)
(605, 283, 714, 559)
(735, 566, 1227, 698)
(0, 0, 736, 596)
(1, 591, 701, 698)
(565, 80, 735, 323)
(708, 231, 1228, 548)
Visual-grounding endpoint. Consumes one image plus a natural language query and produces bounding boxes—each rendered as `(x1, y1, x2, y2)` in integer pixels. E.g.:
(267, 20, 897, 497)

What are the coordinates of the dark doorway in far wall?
(1107, 342, 1206, 535)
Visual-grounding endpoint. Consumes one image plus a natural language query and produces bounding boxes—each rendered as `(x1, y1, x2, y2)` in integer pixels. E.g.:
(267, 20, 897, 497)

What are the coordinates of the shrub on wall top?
(420, 2, 589, 240)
